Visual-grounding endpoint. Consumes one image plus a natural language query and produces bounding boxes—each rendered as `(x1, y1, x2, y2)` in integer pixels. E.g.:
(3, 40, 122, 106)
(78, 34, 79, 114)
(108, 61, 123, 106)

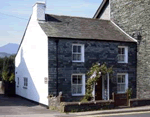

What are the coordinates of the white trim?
(118, 46, 128, 63)
(107, 73, 110, 100)
(111, 21, 138, 43)
(72, 44, 84, 62)
(92, 82, 95, 101)
(117, 73, 128, 94)
(71, 74, 85, 96)
(102, 75, 104, 100)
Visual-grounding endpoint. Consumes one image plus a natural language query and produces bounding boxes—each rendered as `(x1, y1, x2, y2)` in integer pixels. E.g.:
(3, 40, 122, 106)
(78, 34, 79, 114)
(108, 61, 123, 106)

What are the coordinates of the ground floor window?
(117, 73, 128, 93)
(71, 74, 85, 96)
(17, 77, 19, 87)
(24, 77, 28, 87)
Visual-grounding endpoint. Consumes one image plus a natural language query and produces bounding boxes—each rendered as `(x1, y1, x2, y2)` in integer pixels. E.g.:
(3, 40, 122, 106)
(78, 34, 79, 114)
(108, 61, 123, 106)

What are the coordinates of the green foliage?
(1, 55, 15, 83)
(2, 70, 9, 81)
(9, 73, 15, 83)
(82, 63, 113, 101)
(126, 88, 132, 99)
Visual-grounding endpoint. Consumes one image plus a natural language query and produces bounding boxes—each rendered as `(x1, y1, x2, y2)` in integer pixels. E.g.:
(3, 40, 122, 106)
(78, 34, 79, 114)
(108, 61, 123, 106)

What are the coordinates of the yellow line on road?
(78, 111, 150, 117)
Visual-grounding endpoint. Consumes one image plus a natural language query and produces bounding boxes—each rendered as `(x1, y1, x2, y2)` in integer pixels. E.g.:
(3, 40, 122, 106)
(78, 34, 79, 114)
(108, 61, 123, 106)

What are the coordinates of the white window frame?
(72, 44, 84, 62)
(23, 77, 28, 88)
(118, 46, 128, 63)
(117, 73, 128, 94)
(71, 74, 85, 96)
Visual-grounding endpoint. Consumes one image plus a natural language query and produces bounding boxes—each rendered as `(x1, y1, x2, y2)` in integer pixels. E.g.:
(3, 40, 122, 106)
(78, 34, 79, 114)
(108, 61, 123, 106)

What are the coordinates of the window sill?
(72, 61, 84, 63)
(23, 87, 27, 89)
(118, 61, 128, 63)
(117, 92, 126, 94)
(72, 94, 85, 96)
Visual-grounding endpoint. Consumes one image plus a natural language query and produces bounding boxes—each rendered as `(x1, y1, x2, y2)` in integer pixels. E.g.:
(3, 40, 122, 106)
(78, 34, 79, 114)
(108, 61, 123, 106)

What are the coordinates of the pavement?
(69, 106, 150, 117)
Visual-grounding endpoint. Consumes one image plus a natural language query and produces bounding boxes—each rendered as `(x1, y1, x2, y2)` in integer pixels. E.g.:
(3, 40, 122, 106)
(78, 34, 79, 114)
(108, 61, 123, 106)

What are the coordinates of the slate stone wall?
(110, 0, 150, 99)
(48, 38, 137, 102)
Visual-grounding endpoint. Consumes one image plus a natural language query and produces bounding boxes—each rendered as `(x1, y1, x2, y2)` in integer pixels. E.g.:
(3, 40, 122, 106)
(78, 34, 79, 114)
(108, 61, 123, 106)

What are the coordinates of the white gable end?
(15, 2, 48, 106)
(100, 2, 110, 20)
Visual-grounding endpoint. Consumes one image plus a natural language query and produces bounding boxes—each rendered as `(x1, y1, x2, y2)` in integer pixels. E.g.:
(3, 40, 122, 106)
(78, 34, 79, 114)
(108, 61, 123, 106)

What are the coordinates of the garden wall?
(61, 100, 114, 112)
(129, 98, 150, 107)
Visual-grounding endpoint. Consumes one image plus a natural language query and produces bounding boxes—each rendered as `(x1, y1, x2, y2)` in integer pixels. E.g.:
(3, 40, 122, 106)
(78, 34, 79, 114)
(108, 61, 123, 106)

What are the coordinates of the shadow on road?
(0, 94, 39, 107)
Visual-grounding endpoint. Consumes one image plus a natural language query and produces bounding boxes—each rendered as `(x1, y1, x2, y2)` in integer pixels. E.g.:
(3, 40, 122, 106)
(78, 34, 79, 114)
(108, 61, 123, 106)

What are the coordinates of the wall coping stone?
(61, 100, 114, 106)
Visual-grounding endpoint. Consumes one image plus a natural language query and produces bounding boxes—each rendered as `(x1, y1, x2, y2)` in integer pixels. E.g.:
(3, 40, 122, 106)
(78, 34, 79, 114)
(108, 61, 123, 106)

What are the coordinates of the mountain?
(0, 43, 19, 55)
(0, 52, 11, 58)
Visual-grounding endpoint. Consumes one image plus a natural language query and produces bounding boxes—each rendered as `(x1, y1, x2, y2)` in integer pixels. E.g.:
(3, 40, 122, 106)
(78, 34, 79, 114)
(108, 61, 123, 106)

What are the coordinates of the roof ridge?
(45, 13, 110, 22)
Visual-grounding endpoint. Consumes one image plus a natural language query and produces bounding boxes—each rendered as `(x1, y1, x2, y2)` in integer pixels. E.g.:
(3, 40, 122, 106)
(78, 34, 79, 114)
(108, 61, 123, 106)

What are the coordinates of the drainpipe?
(55, 39, 59, 96)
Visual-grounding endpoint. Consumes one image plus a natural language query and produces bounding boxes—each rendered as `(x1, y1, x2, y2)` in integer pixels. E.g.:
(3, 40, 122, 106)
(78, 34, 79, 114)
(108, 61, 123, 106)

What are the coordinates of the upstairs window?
(72, 44, 84, 62)
(118, 46, 128, 63)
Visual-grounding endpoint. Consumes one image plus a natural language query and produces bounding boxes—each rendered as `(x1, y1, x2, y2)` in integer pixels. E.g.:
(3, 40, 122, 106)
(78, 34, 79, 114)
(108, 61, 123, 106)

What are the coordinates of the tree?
(2, 55, 15, 83)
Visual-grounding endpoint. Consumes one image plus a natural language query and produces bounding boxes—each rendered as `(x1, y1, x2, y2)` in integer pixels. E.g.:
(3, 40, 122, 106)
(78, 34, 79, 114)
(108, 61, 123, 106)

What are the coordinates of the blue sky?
(0, 0, 102, 46)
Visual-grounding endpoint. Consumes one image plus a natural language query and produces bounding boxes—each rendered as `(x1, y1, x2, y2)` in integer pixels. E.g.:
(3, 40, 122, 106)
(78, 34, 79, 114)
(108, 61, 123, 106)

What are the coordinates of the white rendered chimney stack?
(33, 2, 46, 21)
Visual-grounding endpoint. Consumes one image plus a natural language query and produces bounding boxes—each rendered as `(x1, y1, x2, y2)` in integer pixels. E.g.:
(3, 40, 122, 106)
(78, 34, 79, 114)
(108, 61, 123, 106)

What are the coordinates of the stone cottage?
(15, 1, 137, 106)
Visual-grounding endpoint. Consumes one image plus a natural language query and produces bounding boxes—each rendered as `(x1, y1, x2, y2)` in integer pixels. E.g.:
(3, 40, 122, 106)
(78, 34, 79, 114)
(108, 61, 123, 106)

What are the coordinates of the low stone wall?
(60, 100, 114, 112)
(129, 98, 150, 107)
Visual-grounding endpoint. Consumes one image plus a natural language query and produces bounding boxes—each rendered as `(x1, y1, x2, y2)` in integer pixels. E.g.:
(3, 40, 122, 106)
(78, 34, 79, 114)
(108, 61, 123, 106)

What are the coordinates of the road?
(81, 111, 150, 117)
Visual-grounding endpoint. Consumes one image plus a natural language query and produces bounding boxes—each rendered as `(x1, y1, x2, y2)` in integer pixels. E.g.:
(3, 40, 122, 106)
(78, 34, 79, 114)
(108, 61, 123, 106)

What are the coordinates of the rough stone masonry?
(48, 38, 136, 101)
(110, 0, 150, 99)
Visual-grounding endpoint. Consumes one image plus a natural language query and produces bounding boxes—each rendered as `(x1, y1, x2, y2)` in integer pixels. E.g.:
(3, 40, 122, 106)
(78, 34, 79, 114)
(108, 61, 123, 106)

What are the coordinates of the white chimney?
(33, 2, 46, 21)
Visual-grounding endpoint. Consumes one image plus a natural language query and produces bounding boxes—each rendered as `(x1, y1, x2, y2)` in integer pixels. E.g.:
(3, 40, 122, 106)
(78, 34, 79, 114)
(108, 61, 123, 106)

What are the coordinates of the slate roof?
(38, 14, 136, 42)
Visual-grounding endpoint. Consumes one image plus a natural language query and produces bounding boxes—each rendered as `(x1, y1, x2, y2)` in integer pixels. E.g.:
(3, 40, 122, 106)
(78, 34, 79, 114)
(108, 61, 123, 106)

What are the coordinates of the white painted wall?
(15, 3, 48, 105)
(100, 3, 110, 20)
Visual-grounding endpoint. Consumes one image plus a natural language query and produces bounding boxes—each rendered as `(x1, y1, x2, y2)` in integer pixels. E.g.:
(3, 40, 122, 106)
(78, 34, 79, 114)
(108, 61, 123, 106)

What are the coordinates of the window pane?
(78, 75, 82, 84)
(77, 54, 81, 61)
(117, 84, 121, 92)
(26, 79, 28, 86)
(77, 85, 82, 94)
(73, 46, 77, 52)
(73, 54, 76, 60)
(122, 75, 125, 83)
(122, 48, 125, 54)
(120, 84, 125, 92)
(72, 85, 77, 94)
(118, 54, 125, 62)
(117, 75, 121, 83)
(118, 48, 121, 54)
(118, 77, 122, 83)
(78, 46, 81, 53)
(72, 76, 77, 84)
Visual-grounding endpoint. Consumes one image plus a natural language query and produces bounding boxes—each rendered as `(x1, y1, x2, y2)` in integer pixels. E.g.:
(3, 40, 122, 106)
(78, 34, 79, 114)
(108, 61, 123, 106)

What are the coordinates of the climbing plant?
(82, 63, 113, 102)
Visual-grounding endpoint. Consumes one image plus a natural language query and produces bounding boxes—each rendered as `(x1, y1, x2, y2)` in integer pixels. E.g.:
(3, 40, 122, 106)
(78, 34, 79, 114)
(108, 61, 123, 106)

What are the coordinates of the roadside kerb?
(70, 106, 150, 116)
